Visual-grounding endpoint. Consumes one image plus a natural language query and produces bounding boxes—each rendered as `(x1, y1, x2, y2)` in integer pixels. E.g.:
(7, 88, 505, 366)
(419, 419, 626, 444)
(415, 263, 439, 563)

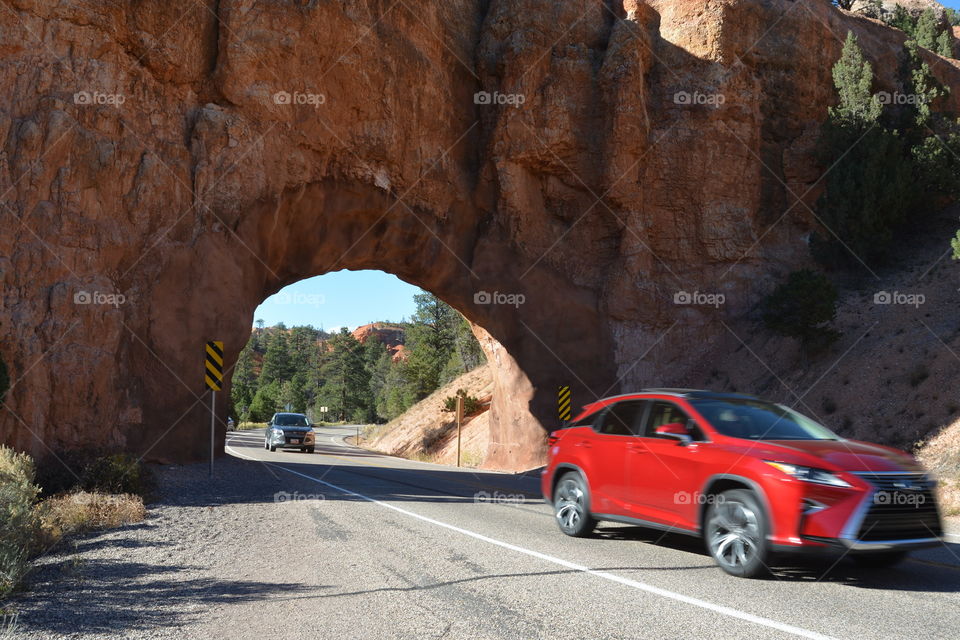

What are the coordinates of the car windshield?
(274, 414, 310, 427)
(689, 398, 839, 441)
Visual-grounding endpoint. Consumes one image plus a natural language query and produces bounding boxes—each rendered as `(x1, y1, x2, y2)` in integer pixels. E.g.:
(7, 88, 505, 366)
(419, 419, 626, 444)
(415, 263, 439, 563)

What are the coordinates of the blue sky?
(253, 270, 422, 331)
(943, 1, 960, 9)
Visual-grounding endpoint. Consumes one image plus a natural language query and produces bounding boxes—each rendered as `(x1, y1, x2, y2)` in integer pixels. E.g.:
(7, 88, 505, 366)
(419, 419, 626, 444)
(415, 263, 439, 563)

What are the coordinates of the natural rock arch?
(138, 178, 616, 468)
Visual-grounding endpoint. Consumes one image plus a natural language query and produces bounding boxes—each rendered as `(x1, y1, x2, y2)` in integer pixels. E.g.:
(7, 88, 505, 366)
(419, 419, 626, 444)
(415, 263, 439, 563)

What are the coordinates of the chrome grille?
(854, 473, 942, 541)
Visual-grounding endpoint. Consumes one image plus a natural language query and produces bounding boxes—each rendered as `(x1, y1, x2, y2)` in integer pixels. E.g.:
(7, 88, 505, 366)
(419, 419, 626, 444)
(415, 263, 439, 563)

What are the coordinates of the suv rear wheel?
(553, 472, 596, 538)
(705, 489, 770, 578)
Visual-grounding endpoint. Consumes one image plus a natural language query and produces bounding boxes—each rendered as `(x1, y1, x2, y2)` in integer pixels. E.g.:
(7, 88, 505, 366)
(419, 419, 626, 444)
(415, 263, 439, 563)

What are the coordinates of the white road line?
(225, 442, 841, 640)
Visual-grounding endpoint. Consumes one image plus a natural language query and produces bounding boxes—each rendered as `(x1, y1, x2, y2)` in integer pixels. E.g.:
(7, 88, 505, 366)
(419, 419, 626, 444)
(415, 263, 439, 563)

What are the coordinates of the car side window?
(644, 401, 707, 441)
(597, 401, 646, 436)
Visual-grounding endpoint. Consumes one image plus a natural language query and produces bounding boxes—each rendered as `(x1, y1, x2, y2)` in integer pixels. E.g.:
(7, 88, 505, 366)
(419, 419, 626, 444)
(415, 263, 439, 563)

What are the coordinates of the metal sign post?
(205, 341, 224, 478)
(456, 395, 465, 467)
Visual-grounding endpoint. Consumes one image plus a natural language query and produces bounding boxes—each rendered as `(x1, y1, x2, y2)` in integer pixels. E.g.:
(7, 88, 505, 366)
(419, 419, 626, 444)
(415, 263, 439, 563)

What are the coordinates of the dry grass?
(36, 492, 146, 550)
(917, 419, 960, 516)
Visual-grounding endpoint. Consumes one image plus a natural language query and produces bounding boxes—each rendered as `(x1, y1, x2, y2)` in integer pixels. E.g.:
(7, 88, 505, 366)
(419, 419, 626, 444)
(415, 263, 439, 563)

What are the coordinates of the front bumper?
(780, 471, 943, 553)
(268, 430, 315, 449)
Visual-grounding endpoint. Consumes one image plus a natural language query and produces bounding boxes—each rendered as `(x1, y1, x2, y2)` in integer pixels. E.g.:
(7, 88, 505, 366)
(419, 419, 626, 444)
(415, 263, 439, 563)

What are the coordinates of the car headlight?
(763, 461, 852, 488)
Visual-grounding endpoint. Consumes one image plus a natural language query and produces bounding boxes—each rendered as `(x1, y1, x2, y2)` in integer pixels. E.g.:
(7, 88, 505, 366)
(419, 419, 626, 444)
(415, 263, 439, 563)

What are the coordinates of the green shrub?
(762, 270, 840, 345)
(442, 389, 483, 416)
(80, 453, 151, 497)
(0, 446, 40, 598)
(36, 450, 154, 500)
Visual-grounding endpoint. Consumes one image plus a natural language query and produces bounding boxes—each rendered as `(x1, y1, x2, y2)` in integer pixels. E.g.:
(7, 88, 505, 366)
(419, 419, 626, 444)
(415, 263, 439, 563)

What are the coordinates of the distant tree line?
(230, 293, 485, 424)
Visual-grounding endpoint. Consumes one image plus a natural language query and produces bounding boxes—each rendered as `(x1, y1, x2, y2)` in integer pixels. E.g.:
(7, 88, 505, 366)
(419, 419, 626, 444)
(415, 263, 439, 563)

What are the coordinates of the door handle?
(575, 440, 592, 448)
(627, 443, 648, 453)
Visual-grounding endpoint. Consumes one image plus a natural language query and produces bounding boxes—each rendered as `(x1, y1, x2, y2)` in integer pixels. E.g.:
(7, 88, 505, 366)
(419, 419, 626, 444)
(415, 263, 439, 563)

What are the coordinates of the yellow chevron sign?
(205, 341, 224, 391)
(558, 385, 572, 422)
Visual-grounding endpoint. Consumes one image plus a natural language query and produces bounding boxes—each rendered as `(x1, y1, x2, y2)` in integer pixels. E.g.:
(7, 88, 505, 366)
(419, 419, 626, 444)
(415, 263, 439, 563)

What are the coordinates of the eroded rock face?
(2, 0, 960, 467)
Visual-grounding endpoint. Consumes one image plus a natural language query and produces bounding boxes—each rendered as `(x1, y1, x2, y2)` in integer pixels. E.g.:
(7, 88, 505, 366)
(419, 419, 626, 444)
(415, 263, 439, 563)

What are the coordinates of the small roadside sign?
(205, 341, 224, 391)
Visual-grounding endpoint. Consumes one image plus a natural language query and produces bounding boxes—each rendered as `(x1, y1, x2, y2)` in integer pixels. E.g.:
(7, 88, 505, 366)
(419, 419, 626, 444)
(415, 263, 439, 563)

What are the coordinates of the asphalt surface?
(11, 424, 960, 639)
(214, 425, 960, 640)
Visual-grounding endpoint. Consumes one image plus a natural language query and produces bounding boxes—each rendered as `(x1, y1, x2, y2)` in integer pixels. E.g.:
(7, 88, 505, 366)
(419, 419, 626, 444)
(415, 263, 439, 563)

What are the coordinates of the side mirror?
(655, 422, 693, 445)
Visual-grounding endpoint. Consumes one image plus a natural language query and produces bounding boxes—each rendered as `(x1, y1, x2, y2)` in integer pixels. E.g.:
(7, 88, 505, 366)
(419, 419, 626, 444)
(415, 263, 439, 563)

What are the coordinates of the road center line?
(226, 442, 841, 640)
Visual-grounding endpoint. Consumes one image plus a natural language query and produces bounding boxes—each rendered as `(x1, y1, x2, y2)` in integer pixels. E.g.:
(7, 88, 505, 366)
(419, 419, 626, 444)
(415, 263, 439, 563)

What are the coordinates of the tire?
(705, 488, 771, 578)
(269, 444, 276, 452)
(852, 551, 908, 569)
(553, 472, 596, 538)
(306, 447, 315, 454)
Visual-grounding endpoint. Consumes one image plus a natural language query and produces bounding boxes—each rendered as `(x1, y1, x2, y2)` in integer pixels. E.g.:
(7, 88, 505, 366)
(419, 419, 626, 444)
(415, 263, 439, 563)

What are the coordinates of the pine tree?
(230, 342, 258, 419)
(915, 9, 940, 52)
(830, 32, 883, 126)
(317, 329, 373, 422)
(259, 326, 292, 385)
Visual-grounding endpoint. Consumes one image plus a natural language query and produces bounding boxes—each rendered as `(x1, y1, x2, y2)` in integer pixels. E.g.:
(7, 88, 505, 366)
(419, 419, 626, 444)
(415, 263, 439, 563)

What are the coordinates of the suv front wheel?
(705, 489, 771, 578)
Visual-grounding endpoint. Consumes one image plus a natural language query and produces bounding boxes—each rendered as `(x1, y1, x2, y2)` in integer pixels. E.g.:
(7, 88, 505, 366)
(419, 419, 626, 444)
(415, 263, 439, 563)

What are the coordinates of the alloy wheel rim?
(707, 500, 761, 571)
(555, 479, 585, 531)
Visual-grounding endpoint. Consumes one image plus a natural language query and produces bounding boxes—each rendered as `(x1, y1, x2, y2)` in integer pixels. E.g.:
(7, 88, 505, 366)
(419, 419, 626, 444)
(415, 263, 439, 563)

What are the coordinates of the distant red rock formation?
(352, 323, 408, 361)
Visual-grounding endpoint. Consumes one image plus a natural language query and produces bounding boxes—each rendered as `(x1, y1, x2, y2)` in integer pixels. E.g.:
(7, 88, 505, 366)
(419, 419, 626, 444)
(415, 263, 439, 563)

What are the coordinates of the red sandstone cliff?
(2, 0, 960, 469)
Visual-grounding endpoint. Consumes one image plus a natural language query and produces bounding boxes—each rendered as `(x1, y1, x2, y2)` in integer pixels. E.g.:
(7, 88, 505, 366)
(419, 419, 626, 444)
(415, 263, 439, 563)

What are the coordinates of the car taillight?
(548, 434, 560, 446)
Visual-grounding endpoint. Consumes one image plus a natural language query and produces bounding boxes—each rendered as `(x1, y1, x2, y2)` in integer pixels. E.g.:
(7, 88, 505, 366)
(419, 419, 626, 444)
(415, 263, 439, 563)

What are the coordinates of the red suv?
(542, 389, 943, 577)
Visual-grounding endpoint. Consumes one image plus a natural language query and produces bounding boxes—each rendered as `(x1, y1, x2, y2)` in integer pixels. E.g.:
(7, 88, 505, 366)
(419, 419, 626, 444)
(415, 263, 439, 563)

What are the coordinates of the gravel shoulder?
(7, 454, 324, 639)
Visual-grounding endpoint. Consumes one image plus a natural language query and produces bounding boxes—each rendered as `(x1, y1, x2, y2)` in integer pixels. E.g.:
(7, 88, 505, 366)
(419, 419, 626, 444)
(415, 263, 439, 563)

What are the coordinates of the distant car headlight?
(763, 461, 852, 488)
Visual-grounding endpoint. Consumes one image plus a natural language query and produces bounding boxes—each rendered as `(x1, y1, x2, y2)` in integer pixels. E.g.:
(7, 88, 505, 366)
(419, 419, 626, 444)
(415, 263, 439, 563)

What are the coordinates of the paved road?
(210, 425, 960, 640)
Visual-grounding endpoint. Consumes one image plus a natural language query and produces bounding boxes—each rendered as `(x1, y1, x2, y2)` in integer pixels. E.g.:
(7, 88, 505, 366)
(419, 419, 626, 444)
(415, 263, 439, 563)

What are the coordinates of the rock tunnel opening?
(26, 177, 621, 472)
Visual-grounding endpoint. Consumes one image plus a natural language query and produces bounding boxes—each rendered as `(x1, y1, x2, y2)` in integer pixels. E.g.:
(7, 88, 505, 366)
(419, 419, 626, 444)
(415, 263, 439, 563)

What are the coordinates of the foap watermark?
(874, 290, 925, 308)
(474, 291, 526, 308)
(673, 290, 725, 308)
(74, 290, 127, 308)
(275, 291, 325, 307)
(74, 91, 126, 107)
(274, 491, 326, 504)
(273, 90, 326, 107)
(876, 91, 930, 106)
(673, 491, 725, 506)
(474, 91, 526, 107)
(673, 91, 726, 108)
(474, 490, 525, 506)
(874, 490, 926, 508)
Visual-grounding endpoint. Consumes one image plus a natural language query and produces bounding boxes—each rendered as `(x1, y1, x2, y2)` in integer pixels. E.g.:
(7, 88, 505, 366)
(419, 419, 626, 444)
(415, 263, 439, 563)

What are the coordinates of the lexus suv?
(542, 389, 943, 577)
(264, 413, 316, 453)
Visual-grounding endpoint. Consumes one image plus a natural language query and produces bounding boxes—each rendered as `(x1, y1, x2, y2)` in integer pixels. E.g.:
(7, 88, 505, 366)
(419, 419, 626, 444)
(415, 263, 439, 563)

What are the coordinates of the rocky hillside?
(3, 0, 960, 470)
(365, 365, 496, 468)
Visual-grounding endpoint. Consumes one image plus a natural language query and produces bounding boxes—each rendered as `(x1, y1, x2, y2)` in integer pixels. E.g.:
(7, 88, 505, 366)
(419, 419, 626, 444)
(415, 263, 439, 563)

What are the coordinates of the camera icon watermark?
(474, 291, 526, 308)
(273, 90, 326, 107)
(73, 290, 127, 308)
(873, 490, 925, 507)
(276, 291, 325, 307)
(673, 491, 724, 505)
(474, 490, 525, 506)
(673, 290, 725, 308)
(74, 91, 127, 107)
(875, 91, 929, 106)
(274, 491, 326, 504)
(673, 91, 726, 108)
(873, 290, 924, 308)
(474, 91, 526, 108)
